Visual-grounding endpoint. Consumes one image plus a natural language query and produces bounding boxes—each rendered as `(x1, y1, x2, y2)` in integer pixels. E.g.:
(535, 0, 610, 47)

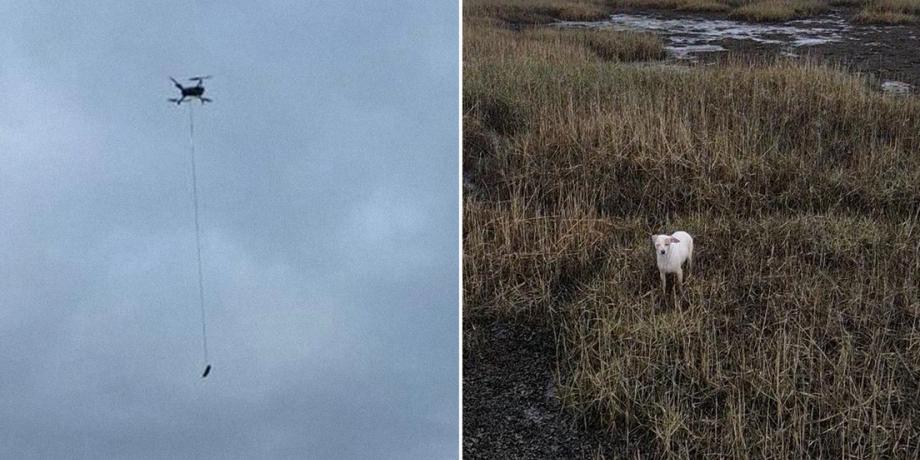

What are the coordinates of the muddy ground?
(716, 16, 920, 87)
(574, 7, 920, 87)
(648, 8, 920, 86)
(463, 320, 622, 459)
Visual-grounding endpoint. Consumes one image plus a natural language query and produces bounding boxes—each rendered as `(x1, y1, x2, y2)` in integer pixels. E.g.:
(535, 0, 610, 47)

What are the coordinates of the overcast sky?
(0, 1, 457, 458)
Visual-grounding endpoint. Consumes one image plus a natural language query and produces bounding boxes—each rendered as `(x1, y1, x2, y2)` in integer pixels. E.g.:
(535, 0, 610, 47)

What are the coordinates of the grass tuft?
(465, 0, 611, 24)
(856, 0, 920, 22)
(677, 0, 734, 11)
(614, 0, 830, 19)
(729, 0, 828, 21)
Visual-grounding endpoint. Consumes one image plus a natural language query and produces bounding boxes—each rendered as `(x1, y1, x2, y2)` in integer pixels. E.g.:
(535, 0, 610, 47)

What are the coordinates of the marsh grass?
(616, 0, 735, 11)
(677, 0, 735, 11)
(464, 10, 920, 457)
(730, 0, 828, 20)
(856, 0, 920, 22)
(465, 0, 612, 24)
(466, 0, 918, 25)
(616, 0, 916, 23)
(613, 0, 831, 19)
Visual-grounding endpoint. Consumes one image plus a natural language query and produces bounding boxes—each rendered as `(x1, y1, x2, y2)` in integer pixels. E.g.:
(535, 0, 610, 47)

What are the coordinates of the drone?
(169, 76, 212, 105)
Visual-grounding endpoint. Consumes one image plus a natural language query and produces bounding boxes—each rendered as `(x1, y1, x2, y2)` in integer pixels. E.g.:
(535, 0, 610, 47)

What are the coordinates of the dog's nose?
(660, 250, 665, 255)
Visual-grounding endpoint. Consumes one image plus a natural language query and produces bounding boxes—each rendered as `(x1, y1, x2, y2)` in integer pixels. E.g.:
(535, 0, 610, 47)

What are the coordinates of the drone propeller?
(188, 75, 212, 81)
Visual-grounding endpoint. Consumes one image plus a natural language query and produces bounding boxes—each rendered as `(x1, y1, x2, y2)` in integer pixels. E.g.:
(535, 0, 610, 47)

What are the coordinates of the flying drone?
(169, 76, 212, 105)
(168, 73, 215, 379)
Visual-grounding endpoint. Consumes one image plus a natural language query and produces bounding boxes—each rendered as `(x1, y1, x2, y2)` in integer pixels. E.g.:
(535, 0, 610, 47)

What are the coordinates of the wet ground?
(463, 320, 623, 459)
(559, 7, 920, 89)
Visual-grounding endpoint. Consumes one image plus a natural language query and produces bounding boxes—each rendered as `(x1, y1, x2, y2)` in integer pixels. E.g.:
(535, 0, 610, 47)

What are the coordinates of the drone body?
(169, 76, 212, 105)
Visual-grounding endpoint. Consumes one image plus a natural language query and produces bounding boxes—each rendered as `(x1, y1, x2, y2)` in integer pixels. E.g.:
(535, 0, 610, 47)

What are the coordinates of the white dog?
(651, 231, 694, 299)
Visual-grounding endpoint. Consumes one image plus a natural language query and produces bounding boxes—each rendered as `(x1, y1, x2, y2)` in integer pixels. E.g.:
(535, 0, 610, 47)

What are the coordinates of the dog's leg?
(676, 268, 684, 306)
(660, 271, 667, 296)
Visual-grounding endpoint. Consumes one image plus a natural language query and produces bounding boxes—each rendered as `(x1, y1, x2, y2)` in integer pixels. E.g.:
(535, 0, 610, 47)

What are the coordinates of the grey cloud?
(0, 1, 457, 458)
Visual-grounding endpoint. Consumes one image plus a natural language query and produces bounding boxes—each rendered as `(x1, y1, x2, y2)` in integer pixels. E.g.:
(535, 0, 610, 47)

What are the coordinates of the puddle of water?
(882, 80, 912, 95)
(559, 12, 852, 59)
(666, 43, 727, 58)
(793, 37, 833, 46)
(621, 62, 695, 73)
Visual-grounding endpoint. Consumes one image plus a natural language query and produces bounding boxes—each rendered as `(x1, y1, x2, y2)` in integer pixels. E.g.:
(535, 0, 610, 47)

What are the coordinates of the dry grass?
(582, 30, 668, 61)
(730, 0, 828, 21)
(615, 0, 734, 11)
(856, 0, 920, 22)
(613, 0, 830, 19)
(465, 0, 612, 24)
(464, 0, 918, 25)
(464, 7, 920, 457)
(677, 0, 734, 11)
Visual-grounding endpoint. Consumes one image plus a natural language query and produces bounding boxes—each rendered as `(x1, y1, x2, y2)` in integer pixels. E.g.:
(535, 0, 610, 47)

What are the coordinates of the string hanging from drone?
(171, 75, 213, 379)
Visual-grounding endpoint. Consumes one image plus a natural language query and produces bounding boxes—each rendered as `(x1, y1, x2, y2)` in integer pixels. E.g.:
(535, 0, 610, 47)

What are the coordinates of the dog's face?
(651, 234, 680, 256)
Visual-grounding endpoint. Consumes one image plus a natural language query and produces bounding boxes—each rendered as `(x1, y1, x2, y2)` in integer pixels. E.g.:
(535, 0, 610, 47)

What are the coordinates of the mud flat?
(463, 321, 625, 458)
(559, 8, 920, 89)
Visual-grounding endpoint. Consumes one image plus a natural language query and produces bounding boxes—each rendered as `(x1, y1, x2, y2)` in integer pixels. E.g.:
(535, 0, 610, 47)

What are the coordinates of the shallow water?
(555, 10, 920, 92)
(559, 11, 853, 59)
(882, 80, 913, 95)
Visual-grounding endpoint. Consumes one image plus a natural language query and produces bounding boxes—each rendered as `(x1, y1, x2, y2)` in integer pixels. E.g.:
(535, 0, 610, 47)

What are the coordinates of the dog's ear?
(650, 235, 658, 244)
(669, 236, 680, 244)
